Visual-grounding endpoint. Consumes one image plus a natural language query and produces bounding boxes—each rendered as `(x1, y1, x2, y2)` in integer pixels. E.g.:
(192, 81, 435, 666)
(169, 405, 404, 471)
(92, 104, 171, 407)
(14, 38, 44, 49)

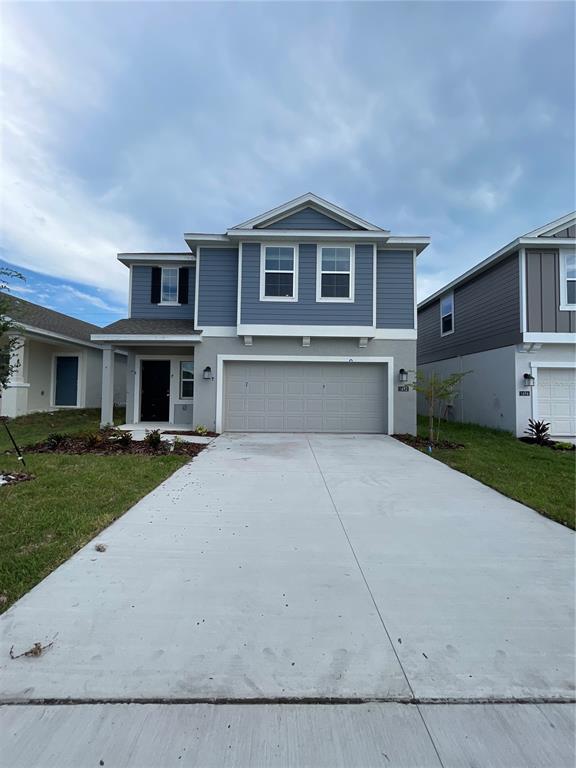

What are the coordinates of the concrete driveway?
(1, 433, 574, 766)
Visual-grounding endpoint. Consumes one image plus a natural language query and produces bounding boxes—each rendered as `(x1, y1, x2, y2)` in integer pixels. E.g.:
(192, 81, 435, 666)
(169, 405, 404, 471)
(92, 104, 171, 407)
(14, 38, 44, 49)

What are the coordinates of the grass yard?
(0, 409, 190, 612)
(414, 416, 575, 529)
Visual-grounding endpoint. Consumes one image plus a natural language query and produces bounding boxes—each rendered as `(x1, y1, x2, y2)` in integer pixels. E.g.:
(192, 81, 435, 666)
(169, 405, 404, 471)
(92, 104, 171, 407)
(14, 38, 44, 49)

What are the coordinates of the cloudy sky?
(1, 1, 574, 325)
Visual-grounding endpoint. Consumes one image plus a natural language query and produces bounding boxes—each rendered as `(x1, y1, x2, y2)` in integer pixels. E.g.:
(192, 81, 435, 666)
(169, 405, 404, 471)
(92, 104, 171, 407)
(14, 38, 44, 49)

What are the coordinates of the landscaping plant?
(409, 370, 470, 446)
(524, 419, 552, 446)
(144, 429, 163, 450)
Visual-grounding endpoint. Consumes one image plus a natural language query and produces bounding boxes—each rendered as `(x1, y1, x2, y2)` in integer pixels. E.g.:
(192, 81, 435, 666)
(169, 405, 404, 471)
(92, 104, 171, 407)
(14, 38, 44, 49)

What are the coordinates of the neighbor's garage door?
(537, 367, 576, 436)
(224, 361, 388, 433)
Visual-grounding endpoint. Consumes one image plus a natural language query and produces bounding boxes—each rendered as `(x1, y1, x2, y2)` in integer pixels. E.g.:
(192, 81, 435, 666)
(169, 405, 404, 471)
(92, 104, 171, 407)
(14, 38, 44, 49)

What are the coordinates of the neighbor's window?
(161, 267, 179, 304)
(440, 293, 454, 336)
(561, 251, 576, 308)
(262, 246, 296, 300)
(180, 362, 194, 398)
(318, 246, 353, 300)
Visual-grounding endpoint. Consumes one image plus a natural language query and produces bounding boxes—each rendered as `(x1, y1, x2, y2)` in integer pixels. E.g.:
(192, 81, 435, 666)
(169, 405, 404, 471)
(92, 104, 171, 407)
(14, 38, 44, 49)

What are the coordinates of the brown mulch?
(22, 438, 207, 458)
(393, 434, 464, 450)
(0, 471, 36, 486)
(518, 437, 575, 451)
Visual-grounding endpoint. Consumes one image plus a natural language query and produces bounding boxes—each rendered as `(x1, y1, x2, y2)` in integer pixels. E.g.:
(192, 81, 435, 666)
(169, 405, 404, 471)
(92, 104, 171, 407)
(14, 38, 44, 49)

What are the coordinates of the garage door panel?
(224, 361, 388, 433)
(537, 368, 576, 437)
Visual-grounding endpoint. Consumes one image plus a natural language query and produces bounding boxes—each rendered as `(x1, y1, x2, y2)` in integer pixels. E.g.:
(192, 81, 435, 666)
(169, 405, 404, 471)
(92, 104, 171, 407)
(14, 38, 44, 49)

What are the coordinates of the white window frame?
(259, 244, 298, 302)
(179, 360, 194, 399)
(559, 248, 576, 311)
(316, 244, 355, 303)
(160, 267, 180, 306)
(440, 291, 454, 337)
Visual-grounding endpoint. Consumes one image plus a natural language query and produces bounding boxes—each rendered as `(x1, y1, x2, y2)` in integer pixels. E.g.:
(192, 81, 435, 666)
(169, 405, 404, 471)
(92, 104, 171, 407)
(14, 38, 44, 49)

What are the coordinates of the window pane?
(265, 272, 294, 297)
(567, 280, 576, 305)
(566, 254, 576, 279)
(321, 273, 350, 298)
(180, 362, 194, 398)
(441, 295, 453, 316)
(265, 247, 293, 271)
(161, 268, 178, 302)
(442, 315, 453, 334)
(322, 248, 350, 272)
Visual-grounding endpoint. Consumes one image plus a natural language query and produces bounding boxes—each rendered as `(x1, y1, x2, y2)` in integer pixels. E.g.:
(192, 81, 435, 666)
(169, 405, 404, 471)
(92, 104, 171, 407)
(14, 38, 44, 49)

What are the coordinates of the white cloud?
(0, 7, 163, 304)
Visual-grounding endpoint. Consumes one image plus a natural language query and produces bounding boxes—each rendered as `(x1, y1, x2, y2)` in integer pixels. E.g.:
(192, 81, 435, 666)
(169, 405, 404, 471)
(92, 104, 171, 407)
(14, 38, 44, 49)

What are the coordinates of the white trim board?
(522, 333, 576, 344)
(236, 324, 416, 339)
(12, 323, 103, 350)
(91, 334, 203, 343)
(215, 354, 395, 435)
(523, 212, 576, 238)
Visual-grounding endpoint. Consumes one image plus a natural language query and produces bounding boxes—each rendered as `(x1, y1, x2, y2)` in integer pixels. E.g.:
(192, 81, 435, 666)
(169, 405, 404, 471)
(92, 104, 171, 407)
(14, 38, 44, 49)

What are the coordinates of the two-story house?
(417, 213, 576, 439)
(93, 194, 429, 434)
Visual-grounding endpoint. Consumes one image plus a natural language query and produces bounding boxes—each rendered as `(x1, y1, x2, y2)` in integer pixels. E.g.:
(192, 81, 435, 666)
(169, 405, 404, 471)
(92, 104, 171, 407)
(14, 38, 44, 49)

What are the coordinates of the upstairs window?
(440, 292, 454, 336)
(560, 250, 576, 309)
(317, 246, 354, 301)
(161, 267, 179, 304)
(261, 246, 297, 301)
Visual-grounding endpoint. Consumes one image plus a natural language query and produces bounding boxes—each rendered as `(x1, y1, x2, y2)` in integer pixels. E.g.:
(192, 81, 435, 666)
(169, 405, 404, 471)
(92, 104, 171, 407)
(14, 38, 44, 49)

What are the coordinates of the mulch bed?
(518, 437, 575, 451)
(393, 434, 464, 450)
(21, 437, 207, 458)
(0, 471, 35, 487)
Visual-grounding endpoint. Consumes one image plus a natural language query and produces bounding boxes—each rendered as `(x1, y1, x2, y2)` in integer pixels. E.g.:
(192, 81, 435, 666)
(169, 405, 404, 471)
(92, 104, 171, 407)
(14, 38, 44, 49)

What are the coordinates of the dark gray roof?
(2, 293, 100, 343)
(97, 318, 200, 335)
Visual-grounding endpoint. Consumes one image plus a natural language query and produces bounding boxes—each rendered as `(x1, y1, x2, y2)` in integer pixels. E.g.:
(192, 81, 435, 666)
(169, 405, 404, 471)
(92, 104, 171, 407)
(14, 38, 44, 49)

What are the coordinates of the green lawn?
(0, 409, 189, 612)
(414, 416, 575, 529)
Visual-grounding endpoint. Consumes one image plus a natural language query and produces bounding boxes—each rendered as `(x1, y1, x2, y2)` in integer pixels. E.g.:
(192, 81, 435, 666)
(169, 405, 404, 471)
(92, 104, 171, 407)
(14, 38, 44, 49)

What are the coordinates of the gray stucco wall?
(418, 346, 517, 433)
(197, 248, 238, 327)
(526, 249, 576, 332)
(193, 336, 417, 435)
(376, 250, 414, 328)
(240, 243, 374, 325)
(418, 254, 522, 364)
(131, 265, 195, 320)
(257, 207, 353, 230)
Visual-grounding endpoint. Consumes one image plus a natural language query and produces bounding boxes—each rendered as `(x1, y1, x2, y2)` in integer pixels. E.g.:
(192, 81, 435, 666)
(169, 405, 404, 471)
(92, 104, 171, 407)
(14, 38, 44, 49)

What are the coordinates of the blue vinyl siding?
(258, 207, 353, 230)
(131, 265, 195, 319)
(376, 250, 414, 328)
(197, 247, 238, 327)
(240, 243, 374, 325)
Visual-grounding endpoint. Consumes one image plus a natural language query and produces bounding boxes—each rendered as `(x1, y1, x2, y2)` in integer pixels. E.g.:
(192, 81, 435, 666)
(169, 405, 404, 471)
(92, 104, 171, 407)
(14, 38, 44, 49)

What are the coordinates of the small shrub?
(82, 431, 105, 449)
(194, 425, 209, 436)
(524, 419, 552, 446)
(107, 428, 133, 447)
(144, 429, 163, 450)
(46, 433, 68, 448)
(553, 441, 575, 451)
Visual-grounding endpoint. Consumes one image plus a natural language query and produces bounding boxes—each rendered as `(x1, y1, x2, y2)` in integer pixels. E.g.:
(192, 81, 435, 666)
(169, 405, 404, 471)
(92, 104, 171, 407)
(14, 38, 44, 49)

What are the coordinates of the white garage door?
(224, 361, 388, 433)
(537, 367, 576, 437)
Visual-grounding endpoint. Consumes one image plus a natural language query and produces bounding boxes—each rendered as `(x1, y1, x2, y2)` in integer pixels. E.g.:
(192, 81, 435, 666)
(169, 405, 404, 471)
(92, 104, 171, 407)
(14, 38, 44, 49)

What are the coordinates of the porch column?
(0, 334, 29, 418)
(100, 345, 115, 427)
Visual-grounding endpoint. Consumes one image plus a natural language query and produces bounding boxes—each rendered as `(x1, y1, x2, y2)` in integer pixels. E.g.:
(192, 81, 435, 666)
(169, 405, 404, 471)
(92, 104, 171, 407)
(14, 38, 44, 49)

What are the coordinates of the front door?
(140, 360, 171, 421)
(54, 356, 79, 406)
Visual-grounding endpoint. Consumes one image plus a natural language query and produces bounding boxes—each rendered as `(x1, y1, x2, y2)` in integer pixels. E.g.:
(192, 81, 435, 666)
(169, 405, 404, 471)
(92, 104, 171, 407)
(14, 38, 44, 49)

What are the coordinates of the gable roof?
(230, 193, 388, 232)
(418, 212, 576, 311)
(2, 293, 101, 345)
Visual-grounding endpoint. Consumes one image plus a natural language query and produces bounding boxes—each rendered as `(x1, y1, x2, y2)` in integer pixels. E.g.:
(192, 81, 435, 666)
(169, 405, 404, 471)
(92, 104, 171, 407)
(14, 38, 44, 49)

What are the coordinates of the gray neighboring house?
(417, 213, 576, 438)
(93, 193, 429, 434)
(0, 294, 126, 419)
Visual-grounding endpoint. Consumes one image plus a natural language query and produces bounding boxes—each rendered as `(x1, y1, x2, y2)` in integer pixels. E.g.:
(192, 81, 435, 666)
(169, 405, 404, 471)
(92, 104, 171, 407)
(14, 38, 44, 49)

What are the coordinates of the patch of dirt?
(393, 434, 464, 450)
(0, 471, 35, 487)
(22, 437, 207, 458)
(161, 430, 219, 437)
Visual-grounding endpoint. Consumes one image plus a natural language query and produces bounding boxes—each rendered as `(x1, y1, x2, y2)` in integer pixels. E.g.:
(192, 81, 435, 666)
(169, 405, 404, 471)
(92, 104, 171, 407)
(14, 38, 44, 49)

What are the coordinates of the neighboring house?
(417, 213, 576, 438)
(0, 294, 127, 418)
(93, 193, 429, 434)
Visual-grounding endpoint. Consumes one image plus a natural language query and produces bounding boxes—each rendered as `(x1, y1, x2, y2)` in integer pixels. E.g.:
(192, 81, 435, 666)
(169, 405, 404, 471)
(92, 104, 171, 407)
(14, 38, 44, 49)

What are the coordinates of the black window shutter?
(151, 267, 161, 304)
(178, 267, 189, 304)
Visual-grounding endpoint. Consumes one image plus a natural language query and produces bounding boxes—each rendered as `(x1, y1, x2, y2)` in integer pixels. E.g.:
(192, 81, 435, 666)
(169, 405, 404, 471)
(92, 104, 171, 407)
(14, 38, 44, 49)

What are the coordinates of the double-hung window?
(560, 249, 576, 310)
(440, 292, 454, 336)
(161, 267, 179, 304)
(317, 246, 354, 301)
(261, 246, 297, 301)
(180, 361, 194, 399)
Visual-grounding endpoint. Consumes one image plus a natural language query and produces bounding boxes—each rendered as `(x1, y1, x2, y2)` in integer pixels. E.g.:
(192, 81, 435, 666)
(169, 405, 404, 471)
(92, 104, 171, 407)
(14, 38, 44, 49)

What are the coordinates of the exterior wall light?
(523, 373, 535, 387)
(203, 366, 213, 381)
(398, 368, 408, 383)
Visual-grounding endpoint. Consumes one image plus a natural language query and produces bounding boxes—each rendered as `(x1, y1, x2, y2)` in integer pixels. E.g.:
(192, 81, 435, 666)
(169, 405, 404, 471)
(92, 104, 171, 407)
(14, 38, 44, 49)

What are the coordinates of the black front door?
(140, 360, 170, 421)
